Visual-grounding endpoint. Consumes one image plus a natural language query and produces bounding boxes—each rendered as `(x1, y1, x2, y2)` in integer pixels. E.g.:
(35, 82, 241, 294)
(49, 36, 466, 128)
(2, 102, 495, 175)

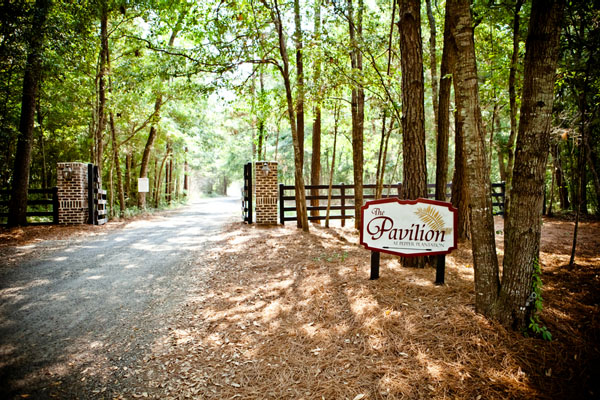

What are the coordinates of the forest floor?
(1, 213, 598, 399)
(135, 216, 599, 400)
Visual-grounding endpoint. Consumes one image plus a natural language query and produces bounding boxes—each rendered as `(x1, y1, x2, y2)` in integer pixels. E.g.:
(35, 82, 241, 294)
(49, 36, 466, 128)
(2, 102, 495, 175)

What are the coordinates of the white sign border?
(360, 197, 458, 257)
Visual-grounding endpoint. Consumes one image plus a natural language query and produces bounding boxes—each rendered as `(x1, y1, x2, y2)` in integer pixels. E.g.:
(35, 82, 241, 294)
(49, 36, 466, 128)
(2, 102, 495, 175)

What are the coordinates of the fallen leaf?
(353, 394, 365, 400)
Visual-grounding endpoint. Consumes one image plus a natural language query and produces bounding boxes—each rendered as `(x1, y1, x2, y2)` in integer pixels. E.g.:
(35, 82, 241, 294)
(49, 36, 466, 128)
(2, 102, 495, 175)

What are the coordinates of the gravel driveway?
(0, 197, 239, 399)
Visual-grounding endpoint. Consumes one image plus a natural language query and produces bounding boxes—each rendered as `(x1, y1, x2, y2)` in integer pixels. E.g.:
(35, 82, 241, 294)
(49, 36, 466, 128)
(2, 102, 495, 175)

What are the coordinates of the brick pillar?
(57, 162, 89, 224)
(255, 161, 278, 225)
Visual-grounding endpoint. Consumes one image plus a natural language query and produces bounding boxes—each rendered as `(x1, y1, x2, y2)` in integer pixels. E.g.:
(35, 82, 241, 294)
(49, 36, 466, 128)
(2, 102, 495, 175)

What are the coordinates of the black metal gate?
(242, 162, 253, 224)
(88, 163, 107, 225)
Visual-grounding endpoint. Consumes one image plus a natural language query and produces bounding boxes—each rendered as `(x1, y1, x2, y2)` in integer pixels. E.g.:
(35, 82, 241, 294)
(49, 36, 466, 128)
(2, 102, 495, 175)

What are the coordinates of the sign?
(360, 198, 457, 257)
(138, 178, 149, 193)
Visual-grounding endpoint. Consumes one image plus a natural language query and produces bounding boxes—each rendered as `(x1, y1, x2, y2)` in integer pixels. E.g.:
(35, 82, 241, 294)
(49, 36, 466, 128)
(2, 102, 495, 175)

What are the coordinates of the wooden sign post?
(360, 198, 457, 284)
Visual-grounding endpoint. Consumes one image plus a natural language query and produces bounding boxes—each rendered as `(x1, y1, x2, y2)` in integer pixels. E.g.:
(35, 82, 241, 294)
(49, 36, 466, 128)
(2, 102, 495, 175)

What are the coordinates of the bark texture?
(505, 0, 524, 218)
(294, 0, 305, 168)
(349, 0, 365, 229)
(95, 4, 109, 175)
(310, 0, 322, 223)
(494, 0, 564, 330)
(435, 2, 456, 202)
(8, 0, 51, 227)
(450, 0, 499, 311)
(398, 0, 427, 267)
(270, 0, 309, 231)
(425, 0, 439, 131)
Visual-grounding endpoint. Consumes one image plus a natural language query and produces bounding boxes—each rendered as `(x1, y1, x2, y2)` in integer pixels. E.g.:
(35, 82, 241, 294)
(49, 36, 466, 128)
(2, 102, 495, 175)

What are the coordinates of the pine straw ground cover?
(134, 217, 599, 400)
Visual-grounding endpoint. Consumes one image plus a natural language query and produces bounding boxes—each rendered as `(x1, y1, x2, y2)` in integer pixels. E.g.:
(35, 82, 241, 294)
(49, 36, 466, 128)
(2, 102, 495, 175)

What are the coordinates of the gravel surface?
(0, 197, 239, 399)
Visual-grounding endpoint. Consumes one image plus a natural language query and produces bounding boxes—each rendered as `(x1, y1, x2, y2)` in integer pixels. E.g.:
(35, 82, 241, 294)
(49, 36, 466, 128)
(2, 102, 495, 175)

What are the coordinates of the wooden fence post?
(279, 183, 285, 225)
(52, 187, 59, 224)
(341, 182, 345, 227)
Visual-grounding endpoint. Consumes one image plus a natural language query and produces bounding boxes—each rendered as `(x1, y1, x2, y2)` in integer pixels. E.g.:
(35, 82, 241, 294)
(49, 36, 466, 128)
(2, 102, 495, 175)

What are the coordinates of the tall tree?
(435, 0, 456, 203)
(398, 0, 427, 267)
(450, 0, 499, 311)
(294, 0, 305, 170)
(264, 0, 309, 231)
(425, 0, 439, 131)
(94, 2, 109, 175)
(8, 0, 51, 227)
(348, 0, 365, 229)
(493, 0, 564, 329)
(504, 0, 524, 218)
(310, 0, 322, 223)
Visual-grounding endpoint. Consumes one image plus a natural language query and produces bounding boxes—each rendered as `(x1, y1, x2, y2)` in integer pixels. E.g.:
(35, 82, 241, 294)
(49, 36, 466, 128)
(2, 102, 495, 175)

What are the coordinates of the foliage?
(527, 257, 552, 341)
(0, 0, 596, 216)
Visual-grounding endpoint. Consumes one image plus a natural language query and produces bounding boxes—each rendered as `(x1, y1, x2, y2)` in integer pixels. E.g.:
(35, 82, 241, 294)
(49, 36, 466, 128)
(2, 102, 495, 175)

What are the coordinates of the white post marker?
(360, 198, 457, 282)
(138, 178, 149, 193)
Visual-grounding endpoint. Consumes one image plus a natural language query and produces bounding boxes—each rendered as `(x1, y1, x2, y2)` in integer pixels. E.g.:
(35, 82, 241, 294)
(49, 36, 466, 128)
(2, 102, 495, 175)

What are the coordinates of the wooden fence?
(279, 182, 505, 225)
(0, 188, 59, 225)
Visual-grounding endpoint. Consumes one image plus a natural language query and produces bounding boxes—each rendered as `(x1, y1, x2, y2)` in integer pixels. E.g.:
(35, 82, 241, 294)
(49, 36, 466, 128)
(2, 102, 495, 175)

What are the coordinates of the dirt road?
(0, 198, 239, 399)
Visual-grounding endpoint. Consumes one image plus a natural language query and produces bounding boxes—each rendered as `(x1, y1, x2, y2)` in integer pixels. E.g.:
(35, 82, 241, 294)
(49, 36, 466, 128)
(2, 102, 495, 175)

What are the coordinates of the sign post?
(360, 198, 457, 284)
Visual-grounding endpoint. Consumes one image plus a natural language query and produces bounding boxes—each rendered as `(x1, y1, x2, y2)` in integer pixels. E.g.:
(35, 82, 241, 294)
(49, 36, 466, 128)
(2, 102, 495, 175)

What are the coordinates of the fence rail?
(0, 187, 59, 225)
(279, 182, 505, 225)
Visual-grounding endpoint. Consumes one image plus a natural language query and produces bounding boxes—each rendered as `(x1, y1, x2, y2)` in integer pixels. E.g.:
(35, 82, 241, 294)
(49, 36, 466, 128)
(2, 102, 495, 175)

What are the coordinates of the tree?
(494, 0, 565, 329)
(348, 0, 365, 230)
(264, 0, 309, 231)
(504, 0, 524, 218)
(310, 0, 322, 223)
(8, 0, 51, 227)
(450, 0, 499, 311)
(398, 0, 427, 267)
(435, 0, 456, 203)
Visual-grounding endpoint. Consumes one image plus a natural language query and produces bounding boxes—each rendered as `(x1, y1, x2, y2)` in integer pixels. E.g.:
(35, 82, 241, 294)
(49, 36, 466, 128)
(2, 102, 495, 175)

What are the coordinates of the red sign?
(360, 198, 457, 257)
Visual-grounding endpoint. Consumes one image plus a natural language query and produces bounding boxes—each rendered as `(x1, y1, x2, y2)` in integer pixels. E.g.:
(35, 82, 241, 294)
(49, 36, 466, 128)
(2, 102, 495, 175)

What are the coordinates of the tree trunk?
(569, 56, 592, 263)
(257, 69, 265, 161)
(398, 0, 428, 268)
(155, 144, 171, 207)
(325, 103, 340, 228)
(375, 0, 397, 200)
(451, 106, 471, 240)
(8, 0, 51, 227)
(310, 0, 322, 223)
(349, 0, 365, 230)
(294, 0, 305, 170)
(376, 116, 394, 199)
(268, 0, 309, 231)
(36, 100, 48, 192)
(505, 0, 524, 218)
(183, 147, 189, 196)
(125, 152, 132, 202)
(450, 0, 500, 312)
(495, 0, 564, 330)
(425, 0, 439, 132)
(110, 111, 125, 214)
(106, 41, 125, 215)
(152, 156, 158, 205)
(435, 2, 456, 203)
(548, 157, 556, 216)
(554, 144, 570, 210)
(95, 4, 109, 175)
